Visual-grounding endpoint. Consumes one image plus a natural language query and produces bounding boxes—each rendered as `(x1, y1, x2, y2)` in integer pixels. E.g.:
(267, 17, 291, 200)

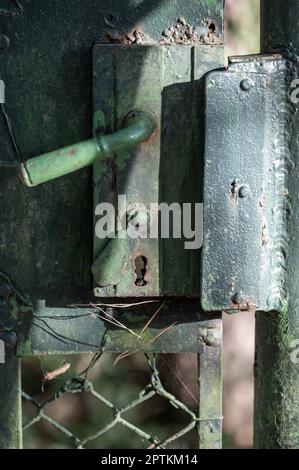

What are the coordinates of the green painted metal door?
(1, 0, 297, 451)
(0, 0, 224, 449)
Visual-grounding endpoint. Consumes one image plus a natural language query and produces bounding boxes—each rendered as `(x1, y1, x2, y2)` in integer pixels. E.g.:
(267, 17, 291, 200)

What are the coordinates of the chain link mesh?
(22, 353, 198, 449)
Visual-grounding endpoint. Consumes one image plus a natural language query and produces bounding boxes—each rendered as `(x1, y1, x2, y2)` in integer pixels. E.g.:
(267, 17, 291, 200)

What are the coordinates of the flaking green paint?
(93, 110, 107, 136)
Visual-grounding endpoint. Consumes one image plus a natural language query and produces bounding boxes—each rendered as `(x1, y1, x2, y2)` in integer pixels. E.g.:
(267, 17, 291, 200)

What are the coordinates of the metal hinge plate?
(201, 55, 297, 313)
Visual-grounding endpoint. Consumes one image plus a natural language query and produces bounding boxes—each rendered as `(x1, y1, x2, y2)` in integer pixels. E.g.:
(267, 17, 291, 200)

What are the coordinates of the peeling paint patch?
(159, 17, 222, 45)
(105, 28, 149, 45)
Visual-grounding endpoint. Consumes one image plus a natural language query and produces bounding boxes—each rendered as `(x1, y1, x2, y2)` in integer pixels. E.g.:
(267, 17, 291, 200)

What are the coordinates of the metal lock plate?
(201, 55, 295, 312)
(92, 44, 223, 298)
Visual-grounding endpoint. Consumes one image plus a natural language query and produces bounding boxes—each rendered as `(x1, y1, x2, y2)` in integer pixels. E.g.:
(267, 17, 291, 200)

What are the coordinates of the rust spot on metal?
(105, 27, 147, 45)
(159, 17, 196, 45)
(262, 222, 269, 247)
(159, 17, 222, 45)
(230, 294, 257, 311)
(140, 124, 159, 147)
(64, 149, 77, 157)
(202, 19, 222, 45)
(259, 194, 266, 208)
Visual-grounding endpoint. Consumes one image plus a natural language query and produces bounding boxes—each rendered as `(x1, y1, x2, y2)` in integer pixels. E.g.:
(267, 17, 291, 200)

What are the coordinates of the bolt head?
(240, 79, 254, 91)
(238, 184, 250, 198)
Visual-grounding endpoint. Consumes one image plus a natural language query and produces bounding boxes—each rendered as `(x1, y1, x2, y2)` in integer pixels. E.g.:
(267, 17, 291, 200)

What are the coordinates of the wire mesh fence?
(22, 353, 200, 449)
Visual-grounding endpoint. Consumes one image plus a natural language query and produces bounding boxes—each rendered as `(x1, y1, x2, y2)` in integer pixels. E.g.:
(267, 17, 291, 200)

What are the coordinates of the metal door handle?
(18, 111, 156, 187)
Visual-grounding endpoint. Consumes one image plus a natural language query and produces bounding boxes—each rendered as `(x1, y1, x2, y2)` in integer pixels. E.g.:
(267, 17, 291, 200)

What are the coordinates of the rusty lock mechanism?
(15, 41, 162, 301)
(15, 46, 296, 308)
(16, 44, 208, 299)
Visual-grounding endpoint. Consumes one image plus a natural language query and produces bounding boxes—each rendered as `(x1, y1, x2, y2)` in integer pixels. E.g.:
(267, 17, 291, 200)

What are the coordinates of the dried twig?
(42, 363, 71, 392)
(141, 302, 165, 335)
(113, 322, 177, 366)
(161, 357, 198, 405)
(69, 300, 159, 309)
(90, 304, 143, 339)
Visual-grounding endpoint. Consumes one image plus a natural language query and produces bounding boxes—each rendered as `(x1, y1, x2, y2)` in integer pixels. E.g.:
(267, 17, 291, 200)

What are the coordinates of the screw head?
(238, 184, 250, 198)
(240, 79, 254, 91)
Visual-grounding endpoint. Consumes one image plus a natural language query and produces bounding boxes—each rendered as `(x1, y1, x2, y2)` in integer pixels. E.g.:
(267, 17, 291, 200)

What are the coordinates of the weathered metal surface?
(161, 45, 224, 296)
(254, 0, 299, 450)
(0, 274, 28, 449)
(16, 300, 218, 355)
(0, 353, 22, 448)
(0, 0, 223, 303)
(0, 0, 224, 450)
(261, 0, 299, 57)
(201, 55, 295, 313)
(92, 45, 162, 297)
(0, 1, 225, 351)
(93, 44, 224, 297)
(198, 317, 222, 448)
(19, 112, 156, 187)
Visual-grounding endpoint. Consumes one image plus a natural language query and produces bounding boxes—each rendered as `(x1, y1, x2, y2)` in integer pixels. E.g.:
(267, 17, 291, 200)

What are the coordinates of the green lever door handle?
(18, 111, 156, 187)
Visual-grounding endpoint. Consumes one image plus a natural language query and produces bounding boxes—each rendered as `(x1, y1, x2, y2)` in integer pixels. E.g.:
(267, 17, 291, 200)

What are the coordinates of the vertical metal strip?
(0, 353, 22, 449)
(198, 317, 222, 449)
(255, 0, 299, 449)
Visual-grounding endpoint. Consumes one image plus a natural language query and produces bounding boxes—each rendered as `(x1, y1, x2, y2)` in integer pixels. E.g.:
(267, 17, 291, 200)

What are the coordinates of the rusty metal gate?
(0, 0, 298, 449)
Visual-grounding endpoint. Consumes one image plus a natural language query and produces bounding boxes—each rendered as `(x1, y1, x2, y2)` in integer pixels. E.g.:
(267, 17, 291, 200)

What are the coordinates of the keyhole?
(134, 256, 148, 287)
(208, 22, 216, 32)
